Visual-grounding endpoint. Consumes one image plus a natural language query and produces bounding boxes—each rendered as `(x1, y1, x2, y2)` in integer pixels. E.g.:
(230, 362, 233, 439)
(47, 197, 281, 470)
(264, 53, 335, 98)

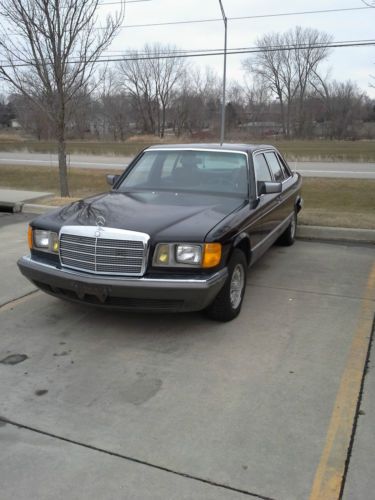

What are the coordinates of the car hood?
(34, 190, 246, 242)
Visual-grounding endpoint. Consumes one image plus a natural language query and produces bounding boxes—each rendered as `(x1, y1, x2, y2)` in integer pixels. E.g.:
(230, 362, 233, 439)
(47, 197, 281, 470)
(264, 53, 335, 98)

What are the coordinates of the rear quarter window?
(277, 153, 292, 178)
(265, 152, 284, 182)
(253, 153, 272, 182)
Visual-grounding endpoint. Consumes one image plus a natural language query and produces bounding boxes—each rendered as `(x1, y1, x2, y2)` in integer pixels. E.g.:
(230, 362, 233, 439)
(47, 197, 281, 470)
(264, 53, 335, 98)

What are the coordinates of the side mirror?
(106, 174, 120, 186)
(258, 181, 282, 195)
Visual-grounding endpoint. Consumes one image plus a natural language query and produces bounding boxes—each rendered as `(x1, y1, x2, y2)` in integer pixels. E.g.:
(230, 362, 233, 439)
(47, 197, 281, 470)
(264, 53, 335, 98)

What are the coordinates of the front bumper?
(18, 256, 228, 312)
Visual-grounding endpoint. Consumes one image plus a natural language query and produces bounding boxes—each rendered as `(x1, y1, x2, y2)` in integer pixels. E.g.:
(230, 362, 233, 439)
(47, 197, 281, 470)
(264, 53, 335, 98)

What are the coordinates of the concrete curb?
(297, 225, 375, 244)
(0, 190, 54, 213)
(21, 203, 375, 245)
(22, 203, 59, 214)
(0, 201, 23, 213)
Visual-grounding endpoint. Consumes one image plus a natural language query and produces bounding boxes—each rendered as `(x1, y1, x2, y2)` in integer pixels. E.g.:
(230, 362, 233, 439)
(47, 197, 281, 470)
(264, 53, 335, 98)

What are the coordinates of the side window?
(277, 153, 291, 178)
(253, 154, 272, 182)
(265, 152, 284, 182)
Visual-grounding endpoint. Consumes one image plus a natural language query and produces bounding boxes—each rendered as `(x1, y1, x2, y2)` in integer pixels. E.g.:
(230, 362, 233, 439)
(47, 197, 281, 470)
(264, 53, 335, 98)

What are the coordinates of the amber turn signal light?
(202, 243, 222, 268)
(27, 225, 33, 250)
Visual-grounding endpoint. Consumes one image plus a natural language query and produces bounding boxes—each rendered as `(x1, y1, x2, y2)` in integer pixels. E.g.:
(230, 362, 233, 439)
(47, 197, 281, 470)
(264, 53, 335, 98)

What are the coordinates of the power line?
(105, 6, 374, 29)
(96, 40, 375, 62)
(3, 5, 374, 37)
(101, 39, 375, 57)
(2, 39, 375, 68)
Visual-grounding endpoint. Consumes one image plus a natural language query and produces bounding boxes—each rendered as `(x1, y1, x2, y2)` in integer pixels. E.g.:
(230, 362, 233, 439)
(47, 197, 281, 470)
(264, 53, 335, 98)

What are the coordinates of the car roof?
(146, 143, 277, 154)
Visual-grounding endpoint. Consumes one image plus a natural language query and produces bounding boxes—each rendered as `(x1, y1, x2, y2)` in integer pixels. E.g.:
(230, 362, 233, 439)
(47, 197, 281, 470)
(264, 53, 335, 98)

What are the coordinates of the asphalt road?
(0, 152, 374, 178)
(0, 213, 374, 499)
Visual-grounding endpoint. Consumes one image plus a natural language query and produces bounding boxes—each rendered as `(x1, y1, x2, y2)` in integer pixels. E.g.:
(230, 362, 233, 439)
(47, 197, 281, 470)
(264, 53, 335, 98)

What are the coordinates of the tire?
(205, 249, 247, 322)
(278, 210, 297, 246)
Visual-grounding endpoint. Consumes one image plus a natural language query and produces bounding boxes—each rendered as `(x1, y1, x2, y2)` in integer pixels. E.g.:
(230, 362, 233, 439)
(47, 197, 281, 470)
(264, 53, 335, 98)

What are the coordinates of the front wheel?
(278, 211, 297, 246)
(205, 249, 247, 322)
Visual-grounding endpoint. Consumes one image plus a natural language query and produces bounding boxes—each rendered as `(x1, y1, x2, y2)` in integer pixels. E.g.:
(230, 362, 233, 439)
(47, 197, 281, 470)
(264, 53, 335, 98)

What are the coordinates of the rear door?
(264, 151, 294, 223)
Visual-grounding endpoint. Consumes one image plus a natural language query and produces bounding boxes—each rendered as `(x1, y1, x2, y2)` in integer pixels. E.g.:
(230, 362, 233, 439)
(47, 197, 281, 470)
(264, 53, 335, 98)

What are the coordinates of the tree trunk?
(286, 99, 292, 138)
(160, 103, 166, 138)
(279, 99, 287, 138)
(57, 125, 70, 197)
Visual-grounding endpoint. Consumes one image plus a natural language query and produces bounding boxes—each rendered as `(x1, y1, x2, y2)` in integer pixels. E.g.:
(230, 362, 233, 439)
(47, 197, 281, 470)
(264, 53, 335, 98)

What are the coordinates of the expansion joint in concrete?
(339, 315, 375, 499)
(0, 417, 276, 500)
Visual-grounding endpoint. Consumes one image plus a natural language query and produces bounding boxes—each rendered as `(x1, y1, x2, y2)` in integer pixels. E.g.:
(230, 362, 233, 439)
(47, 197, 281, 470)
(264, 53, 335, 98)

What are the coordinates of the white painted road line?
(1, 154, 374, 177)
(0, 158, 126, 168)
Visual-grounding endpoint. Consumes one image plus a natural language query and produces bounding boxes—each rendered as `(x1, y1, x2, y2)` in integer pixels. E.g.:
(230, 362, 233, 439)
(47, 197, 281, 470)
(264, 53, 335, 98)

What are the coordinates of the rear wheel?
(205, 249, 247, 322)
(278, 210, 297, 246)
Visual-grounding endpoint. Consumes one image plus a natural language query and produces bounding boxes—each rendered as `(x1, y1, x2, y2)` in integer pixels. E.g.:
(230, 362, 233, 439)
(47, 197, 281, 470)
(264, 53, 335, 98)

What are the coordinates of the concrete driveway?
(0, 214, 374, 500)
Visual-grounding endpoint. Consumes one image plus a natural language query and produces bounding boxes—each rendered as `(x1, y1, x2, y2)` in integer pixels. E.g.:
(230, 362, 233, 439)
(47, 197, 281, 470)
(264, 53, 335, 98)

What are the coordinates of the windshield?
(116, 149, 249, 198)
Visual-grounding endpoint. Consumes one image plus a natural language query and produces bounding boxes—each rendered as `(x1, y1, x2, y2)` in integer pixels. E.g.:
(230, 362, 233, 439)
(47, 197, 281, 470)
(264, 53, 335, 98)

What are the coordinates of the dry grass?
(0, 165, 374, 229)
(0, 165, 114, 198)
(299, 209, 375, 229)
(0, 131, 25, 143)
(273, 139, 375, 162)
(38, 196, 80, 206)
(300, 178, 375, 229)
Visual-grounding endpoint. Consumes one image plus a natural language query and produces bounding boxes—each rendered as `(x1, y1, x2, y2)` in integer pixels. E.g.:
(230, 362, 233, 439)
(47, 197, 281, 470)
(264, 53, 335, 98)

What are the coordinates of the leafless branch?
(0, 0, 125, 195)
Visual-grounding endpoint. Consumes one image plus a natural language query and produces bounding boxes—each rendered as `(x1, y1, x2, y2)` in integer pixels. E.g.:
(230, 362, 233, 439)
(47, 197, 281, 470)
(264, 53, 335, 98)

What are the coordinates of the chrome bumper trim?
(19, 256, 228, 287)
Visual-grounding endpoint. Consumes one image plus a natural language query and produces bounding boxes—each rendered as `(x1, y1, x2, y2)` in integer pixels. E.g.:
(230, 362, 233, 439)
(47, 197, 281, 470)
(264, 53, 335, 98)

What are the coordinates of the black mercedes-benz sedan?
(18, 144, 303, 321)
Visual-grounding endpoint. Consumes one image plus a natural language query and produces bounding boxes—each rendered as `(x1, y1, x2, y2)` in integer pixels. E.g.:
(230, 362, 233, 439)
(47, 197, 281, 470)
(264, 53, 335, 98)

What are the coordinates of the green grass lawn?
(300, 178, 375, 229)
(1, 136, 375, 161)
(273, 139, 375, 162)
(1, 165, 374, 229)
(0, 165, 112, 198)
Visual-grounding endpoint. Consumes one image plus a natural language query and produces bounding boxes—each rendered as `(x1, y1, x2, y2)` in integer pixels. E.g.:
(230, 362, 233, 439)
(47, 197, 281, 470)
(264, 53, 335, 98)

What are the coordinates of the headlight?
(154, 243, 221, 268)
(176, 245, 202, 265)
(30, 227, 59, 253)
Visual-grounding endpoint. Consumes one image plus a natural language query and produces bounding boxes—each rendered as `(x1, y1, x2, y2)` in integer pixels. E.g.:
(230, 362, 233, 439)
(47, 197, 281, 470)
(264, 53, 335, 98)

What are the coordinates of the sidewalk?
(0, 188, 53, 212)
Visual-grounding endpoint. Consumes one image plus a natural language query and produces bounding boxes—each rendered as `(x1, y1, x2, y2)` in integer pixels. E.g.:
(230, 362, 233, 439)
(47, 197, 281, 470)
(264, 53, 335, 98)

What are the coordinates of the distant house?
(239, 121, 283, 136)
(10, 119, 21, 129)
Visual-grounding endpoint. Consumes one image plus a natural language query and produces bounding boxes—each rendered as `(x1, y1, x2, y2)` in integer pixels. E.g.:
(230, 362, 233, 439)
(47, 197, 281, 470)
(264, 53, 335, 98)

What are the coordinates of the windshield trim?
(117, 148, 250, 199)
(146, 147, 249, 156)
(117, 187, 248, 199)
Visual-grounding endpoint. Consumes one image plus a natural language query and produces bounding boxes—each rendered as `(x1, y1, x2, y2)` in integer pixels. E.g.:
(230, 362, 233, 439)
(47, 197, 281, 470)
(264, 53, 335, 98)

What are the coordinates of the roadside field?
(0, 165, 111, 198)
(300, 177, 375, 229)
(273, 139, 375, 162)
(1, 165, 374, 229)
(1, 136, 375, 162)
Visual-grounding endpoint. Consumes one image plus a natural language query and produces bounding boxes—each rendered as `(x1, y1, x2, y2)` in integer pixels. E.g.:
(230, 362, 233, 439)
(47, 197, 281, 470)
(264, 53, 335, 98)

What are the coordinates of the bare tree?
(99, 72, 132, 141)
(189, 66, 221, 132)
(242, 76, 272, 134)
(118, 48, 157, 134)
(10, 93, 54, 138)
(118, 44, 186, 138)
(243, 27, 331, 138)
(311, 76, 365, 139)
(151, 45, 186, 138)
(0, 0, 125, 196)
(0, 94, 15, 127)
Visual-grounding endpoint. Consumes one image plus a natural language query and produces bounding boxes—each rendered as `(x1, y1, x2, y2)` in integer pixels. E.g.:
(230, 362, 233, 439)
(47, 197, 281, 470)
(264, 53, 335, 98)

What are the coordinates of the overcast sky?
(101, 0, 375, 97)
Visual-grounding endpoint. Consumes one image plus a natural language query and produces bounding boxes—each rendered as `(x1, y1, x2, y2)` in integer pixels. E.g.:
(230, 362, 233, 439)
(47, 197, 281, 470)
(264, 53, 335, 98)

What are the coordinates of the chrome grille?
(59, 226, 149, 276)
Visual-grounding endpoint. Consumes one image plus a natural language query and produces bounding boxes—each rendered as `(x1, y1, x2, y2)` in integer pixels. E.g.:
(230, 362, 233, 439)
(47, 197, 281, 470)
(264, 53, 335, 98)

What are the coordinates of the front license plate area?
(72, 282, 109, 303)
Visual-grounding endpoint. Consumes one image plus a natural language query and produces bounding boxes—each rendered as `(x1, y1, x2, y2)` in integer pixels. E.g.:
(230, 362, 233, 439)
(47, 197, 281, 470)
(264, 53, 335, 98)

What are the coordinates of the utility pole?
(218, 0, 227, 145)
